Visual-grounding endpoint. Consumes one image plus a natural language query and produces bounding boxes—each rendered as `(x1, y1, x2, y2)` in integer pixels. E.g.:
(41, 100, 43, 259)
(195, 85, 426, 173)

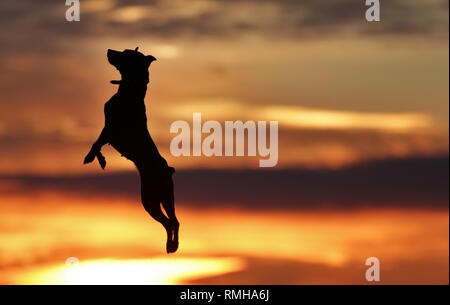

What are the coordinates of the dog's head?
(107, 47, 156, 84)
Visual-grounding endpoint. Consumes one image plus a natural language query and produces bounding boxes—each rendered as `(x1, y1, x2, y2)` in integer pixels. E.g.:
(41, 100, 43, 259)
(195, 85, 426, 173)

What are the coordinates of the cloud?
(93, 0, 450, 39)
(172, 155, 450, 210)
(0, 0, 447, 58)
(1, 155, 448, 210)
(0, 0, 447, 173)
(163, 100, 434, 132)
(187, 255, 449, 284)
(0, 115, 447, 172)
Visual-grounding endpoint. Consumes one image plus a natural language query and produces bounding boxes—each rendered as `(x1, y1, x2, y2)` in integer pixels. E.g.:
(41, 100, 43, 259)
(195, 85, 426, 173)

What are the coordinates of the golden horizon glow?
(11, 257, 245, 285)
(0, 193, 448, 284)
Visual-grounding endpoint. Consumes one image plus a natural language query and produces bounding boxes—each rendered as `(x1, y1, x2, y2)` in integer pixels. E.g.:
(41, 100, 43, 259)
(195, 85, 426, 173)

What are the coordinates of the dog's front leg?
(84, 145, 106, 169)
(84, 127, 109, 169)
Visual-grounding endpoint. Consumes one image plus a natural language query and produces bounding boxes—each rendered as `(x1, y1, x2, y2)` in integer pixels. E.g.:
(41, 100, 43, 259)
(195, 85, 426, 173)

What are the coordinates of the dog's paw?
(83, 151, 96, 164)
(97, 153, 106, 170)
(166, 239, 179, 254)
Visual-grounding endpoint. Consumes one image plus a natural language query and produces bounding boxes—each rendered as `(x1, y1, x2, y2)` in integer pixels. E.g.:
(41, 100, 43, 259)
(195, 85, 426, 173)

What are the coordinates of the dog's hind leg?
(138, 165, 179, 253)
(160, 178, 179, 253)
(141, 177, 177, 253)
(141, 197, 175, 253)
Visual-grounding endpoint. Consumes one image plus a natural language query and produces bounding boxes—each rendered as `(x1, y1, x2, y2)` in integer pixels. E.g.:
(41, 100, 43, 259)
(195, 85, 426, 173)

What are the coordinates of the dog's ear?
(145, 55, 157, 66)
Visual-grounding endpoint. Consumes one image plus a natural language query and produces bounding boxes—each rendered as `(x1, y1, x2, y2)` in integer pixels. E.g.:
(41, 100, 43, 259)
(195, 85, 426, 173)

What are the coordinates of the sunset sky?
(0, 0, 448, 284)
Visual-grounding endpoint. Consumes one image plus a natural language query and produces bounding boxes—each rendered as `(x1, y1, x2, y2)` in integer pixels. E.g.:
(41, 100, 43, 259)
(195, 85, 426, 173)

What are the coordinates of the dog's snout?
(107, 49, 121, 58)
(107, 49, 122, 67)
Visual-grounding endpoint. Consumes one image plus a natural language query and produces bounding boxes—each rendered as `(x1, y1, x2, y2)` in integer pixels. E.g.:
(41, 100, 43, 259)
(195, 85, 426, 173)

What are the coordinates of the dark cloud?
(1, 155, 448, 210)
(99, 0, 449, 39)
(276, 127, 449, 165)
(187, 255, 449, 284)
(0, 0, 447, 57)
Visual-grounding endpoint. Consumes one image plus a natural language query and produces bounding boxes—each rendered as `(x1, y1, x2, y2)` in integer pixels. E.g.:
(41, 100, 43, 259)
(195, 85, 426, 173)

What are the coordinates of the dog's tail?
(168, 166, 175, 176)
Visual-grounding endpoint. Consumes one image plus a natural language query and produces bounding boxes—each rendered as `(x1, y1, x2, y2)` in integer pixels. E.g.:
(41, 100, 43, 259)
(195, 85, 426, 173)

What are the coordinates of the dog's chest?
(105, 97, 147, 127)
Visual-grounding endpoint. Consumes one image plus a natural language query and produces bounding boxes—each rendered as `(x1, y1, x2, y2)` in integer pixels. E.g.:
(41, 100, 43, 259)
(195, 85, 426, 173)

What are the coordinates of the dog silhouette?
(84, 47, 179, 253)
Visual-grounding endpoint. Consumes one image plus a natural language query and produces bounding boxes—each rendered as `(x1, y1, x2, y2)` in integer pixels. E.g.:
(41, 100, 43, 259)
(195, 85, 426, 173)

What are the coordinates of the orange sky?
(0, 0, 448, 285)
(0, 0, 448, 173)
(0, 192, 448, 284)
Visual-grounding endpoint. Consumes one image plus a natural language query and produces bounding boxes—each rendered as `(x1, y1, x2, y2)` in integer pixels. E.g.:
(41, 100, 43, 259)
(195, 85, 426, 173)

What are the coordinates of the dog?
(83, 47, 179, 253)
